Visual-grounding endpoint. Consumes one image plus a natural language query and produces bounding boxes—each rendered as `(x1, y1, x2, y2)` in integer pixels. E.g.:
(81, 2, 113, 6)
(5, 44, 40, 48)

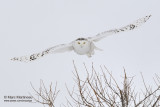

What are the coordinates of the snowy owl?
(11, 15, 151, 62)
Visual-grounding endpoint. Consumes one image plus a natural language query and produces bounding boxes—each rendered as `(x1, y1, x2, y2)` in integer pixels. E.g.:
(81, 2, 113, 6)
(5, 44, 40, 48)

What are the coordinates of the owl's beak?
(80, 45, 83, 48)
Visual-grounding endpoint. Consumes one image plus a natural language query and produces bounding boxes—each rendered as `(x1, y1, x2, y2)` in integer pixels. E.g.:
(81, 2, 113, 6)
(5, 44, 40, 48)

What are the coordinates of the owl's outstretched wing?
(11, 43, 73, 62)
(88, 15, 151, 42)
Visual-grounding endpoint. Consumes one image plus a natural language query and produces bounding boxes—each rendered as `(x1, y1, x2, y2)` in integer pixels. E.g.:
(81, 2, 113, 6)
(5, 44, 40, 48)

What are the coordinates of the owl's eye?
(78, 42, 80, 44)
(83, 42, 86, 44)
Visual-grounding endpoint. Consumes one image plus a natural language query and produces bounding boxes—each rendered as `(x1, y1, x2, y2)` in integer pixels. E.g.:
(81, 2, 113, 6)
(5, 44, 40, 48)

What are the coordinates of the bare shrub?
(30, 80, 60, 107)
(66, 62, 160, 107)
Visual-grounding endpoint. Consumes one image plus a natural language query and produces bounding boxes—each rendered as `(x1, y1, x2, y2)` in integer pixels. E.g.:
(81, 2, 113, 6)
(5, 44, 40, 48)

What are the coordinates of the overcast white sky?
(0, 0, 160, 106)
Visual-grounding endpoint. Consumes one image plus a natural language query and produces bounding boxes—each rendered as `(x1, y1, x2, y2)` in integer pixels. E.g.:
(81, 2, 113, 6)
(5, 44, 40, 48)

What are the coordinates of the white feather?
(88, 15, 151, 42)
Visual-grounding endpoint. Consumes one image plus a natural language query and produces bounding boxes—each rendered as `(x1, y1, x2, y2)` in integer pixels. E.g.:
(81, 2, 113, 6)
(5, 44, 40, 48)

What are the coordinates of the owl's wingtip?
(148, 15, 152, 18)
(146, 15, 152, 19)
(10, 57, 16, 61)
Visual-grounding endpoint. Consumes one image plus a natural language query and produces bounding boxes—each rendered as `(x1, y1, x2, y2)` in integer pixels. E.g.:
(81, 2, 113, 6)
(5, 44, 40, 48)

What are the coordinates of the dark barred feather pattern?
(11, 15, 151, 62)
(88, 15, 151, 42)
(11, 44, 73, 62)
(11, 49, 51, 62)
(114, 15, 151, 33)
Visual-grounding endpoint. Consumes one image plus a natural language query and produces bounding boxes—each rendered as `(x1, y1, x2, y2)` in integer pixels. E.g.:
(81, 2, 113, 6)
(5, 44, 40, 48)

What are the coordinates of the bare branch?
(66, 63, 160, 107)
(30, 80, 60, 107)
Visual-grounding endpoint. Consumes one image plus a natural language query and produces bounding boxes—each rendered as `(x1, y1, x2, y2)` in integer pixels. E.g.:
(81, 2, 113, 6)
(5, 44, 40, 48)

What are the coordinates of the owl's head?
(73, 38, 90, 48)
